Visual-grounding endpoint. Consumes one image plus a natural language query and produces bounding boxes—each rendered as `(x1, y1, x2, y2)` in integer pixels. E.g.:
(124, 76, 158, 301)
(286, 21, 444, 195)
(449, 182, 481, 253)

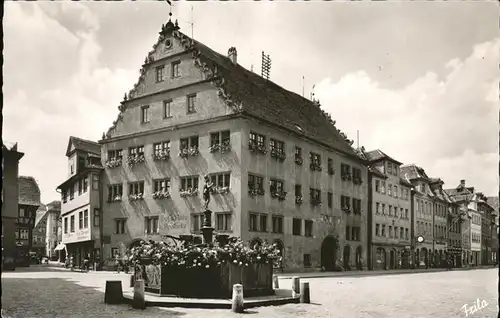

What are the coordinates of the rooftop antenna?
(357, 130, 360, 149)
(261, 51, 272, 81)
(310, 84, 315, 101)
(302, 76, 305, 97)
(190, 5, 194, 40)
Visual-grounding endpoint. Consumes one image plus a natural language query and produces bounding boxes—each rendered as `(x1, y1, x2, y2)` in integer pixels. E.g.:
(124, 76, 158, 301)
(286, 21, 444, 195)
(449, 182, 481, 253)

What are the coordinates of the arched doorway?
(343, 245, 351, 270)
(389, 249, 396, 269)
(376, 247, 386, 270)
(321, 236, 337, 271)
(273, 239, 284, 270)
(355, 246, 363, 270)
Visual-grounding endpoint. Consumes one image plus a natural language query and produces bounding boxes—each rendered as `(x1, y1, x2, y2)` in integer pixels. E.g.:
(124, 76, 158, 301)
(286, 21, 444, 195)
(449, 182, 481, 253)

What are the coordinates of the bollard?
(129, 274, 135, 288)
(272, 275, 279, 289)
(231, 284, 244, 313)
(104, 280, 123, 304)
(300, 282, 310, 303)
(291, 276, 300, 298)
(132, 280, 146, 310)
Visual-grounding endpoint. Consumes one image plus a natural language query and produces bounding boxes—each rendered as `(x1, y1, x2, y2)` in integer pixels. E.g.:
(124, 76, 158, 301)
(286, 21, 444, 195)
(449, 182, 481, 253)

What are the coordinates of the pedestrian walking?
(115, 254, 121, 273)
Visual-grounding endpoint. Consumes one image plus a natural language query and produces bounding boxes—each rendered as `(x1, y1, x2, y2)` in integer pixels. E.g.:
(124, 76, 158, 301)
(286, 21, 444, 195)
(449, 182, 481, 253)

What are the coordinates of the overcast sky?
(4, 1, 498, 203)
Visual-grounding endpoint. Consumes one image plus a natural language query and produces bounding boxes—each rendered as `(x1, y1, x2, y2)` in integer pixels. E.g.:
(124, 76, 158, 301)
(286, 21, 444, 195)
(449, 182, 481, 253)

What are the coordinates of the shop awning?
(54, 243, 66, 251)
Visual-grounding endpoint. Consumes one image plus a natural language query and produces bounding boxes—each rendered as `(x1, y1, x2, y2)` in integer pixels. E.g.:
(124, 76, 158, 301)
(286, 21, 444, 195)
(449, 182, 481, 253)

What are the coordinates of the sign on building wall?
(62, 228, 91, 244)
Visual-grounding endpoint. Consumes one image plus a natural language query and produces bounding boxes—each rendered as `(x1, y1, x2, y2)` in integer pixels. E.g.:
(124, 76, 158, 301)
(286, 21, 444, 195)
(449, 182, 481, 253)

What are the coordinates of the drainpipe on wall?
(366, 171, 373, 271)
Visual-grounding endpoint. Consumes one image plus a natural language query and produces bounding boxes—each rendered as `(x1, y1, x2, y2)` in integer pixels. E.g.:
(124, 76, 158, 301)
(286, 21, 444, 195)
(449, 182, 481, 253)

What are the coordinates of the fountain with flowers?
(128, 176, 281, 299)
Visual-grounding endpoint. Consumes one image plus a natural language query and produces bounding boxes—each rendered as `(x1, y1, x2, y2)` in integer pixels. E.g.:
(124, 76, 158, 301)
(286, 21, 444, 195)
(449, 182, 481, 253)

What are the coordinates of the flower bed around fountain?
(129, 237, 281, 299)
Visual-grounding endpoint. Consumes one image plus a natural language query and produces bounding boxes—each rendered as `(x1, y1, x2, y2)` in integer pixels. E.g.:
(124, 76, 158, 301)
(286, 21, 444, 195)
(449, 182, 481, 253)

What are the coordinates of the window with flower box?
(127, 146, 145, 166)
(249, 132, 266, 154)
(145, 216, 159, 234)
(115, 219, 126, 234)
(179, 136, 199, 157)
(180, 176, 199, 197)
(108, 184, 123, 202)
(328, 158, 335, 175)
(107, 150, 123, 168)
(293, 218, 302, 236)
(215, 212, 232, 232)
(341, 163, 352, 181)
(128, 181, 145, 200)
(309, 152, 322, 171)
(352, 198, 362, 214)
(310, 188, 321, 206)
(270, 139, 286, 161)
(304, 220, 313, 237)
(163, 99, 172, 119)
(270, 179, 286, 200)
(187, 94, 197, 113)
(341, 195, 351, 212)
(191, 213, 205, 232)
(295, 184, 303, 204)
(70, 215, 75, 233)
(272, 215, 284, 234)
(153, 179, 171, 199)
(352, 168, 362, 184)
(209, 130, 231, 153)
(248, 174, 264, 196)
(210, 173, 231, 194)
(295, 146, 303, 165)
(153, 141, 170, 161)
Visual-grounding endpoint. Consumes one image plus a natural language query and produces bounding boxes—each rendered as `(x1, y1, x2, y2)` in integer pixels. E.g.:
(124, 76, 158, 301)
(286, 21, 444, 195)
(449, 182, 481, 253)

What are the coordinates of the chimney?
(460, 179, 465, 187)
(228, 47, 237, 64)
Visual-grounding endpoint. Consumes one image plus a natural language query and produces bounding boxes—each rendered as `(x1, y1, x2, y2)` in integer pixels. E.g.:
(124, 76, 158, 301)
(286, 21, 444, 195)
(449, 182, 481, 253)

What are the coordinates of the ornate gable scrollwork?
(104, 20, 244, 140)
(313, 98, 354, 146)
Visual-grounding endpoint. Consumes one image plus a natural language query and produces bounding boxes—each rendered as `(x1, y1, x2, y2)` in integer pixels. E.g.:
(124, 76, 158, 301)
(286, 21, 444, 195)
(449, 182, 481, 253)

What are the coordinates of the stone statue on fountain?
(201, 175, 215, 244)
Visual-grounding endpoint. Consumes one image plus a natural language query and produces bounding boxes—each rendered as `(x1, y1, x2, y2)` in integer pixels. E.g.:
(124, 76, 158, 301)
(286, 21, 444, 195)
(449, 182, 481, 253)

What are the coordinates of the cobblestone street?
(1, 266, 497, 318)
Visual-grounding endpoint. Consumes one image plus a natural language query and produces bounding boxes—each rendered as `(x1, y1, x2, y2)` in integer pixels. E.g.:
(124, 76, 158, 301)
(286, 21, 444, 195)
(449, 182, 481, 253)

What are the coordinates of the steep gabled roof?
(399, 177, 414, 188)
(35, 204, 47, 227)
(105, 21, 362, 162)
(401, 164, 431, 182)
(19, 176, 41, 207)
(66, 136, 100, 157)
(364, 149, 402, 165)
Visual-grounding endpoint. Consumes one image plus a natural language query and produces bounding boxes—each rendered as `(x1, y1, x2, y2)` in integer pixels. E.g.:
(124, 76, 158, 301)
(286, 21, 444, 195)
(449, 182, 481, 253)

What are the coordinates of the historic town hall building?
(95, 19, 369, 271)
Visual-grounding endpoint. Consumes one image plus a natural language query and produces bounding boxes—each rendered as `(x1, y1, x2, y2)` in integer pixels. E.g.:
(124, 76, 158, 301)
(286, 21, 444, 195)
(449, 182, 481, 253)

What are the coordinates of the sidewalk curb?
(277, 265, 498, 280)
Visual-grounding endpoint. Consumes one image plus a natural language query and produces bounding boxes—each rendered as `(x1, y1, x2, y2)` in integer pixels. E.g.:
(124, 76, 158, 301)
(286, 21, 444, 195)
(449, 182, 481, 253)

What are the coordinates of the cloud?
(3, 3, 137, 202)
(315, 37, 499, 196)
